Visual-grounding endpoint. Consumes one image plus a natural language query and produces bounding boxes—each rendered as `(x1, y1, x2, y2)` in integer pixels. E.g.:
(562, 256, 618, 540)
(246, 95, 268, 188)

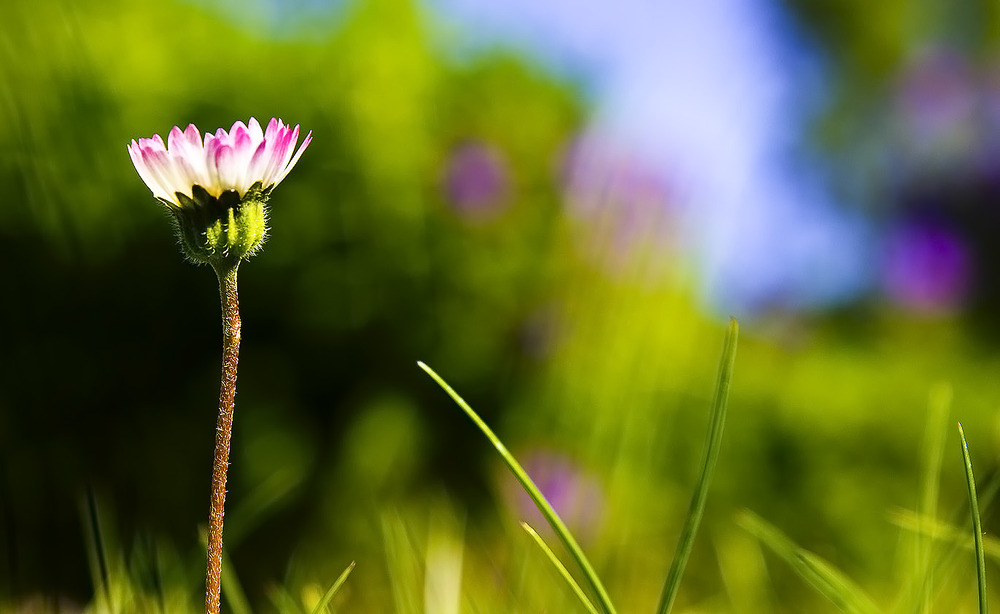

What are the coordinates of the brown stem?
(206, 264, 240, 614)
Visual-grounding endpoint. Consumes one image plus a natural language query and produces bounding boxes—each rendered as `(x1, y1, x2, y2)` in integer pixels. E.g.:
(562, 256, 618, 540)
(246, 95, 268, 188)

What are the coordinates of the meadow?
(1, 0, 998, 612)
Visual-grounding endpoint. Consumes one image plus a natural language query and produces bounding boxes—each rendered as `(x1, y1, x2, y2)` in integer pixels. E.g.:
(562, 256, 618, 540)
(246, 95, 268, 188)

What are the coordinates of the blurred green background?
(4, 0, 1000, 611)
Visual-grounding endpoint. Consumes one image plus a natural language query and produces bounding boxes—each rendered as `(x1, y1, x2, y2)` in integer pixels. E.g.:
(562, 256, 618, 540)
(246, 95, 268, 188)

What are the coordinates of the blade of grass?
(80, 494, 112, 611)
(417, 361, 617, 614)
(656, 317, 739, 614)
(911, 383, 951, 614)
(269, 583, 307, 614)
(310, 561, 356, 614)
(221, 548, 252, 614)
(80, 489, 114, 614)
(890, 508, 1000, 559)
(521, 522, 599, 614)
(737, 509, 880, 614)
(381, 511, 422, 614)
(958, 423, 988, 614)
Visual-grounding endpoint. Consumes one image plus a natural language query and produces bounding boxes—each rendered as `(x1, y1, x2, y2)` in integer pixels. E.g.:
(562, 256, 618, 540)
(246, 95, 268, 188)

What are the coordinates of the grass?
(20, 318, 1000, 613)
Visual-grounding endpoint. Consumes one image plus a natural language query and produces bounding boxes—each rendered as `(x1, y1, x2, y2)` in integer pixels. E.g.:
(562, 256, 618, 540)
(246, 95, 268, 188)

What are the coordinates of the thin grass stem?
(959, 422, 988, 614)
(656, 318, 739, 614)
(310, 561, 356, 614)
(521, 522, 599, 614)
(418, 362, 617, 614)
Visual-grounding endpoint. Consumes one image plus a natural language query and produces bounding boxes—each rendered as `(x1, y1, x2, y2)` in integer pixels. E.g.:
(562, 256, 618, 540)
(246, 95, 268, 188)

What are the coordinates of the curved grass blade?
(657, 317, 739, 614)
(310, 561, 356, 614)
(737, 510, 880, 614)
(417, 361, 617, 614)
(959, 422, 988, 614)
(521, 522, 599, 614)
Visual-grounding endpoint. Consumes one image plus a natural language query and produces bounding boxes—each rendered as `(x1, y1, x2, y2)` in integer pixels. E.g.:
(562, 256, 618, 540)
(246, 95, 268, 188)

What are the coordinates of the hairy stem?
(206, 264, 241, 614)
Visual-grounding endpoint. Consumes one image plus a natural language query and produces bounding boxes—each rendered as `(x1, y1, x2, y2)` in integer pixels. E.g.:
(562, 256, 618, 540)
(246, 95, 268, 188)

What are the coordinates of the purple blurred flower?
(504, 450, 604, 540)
(897, 49, 976, 141)
(444, 142, 509, 218)
(560, 133, 678, 272)
(882, 221, 971, 314)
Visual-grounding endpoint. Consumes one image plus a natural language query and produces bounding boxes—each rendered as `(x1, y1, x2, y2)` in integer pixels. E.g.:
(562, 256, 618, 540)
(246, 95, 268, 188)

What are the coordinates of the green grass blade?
(521, 522, 599, 614)
(891, 507, 1000, 559)
(310, 561, 356, 614)
(911, 383, 951, 614)
(220, 547, 252, 614)
(959, 422, 988, 614)
(269, 584, 307, 614)
(418, 361, 617, 614)
(737, 510, 881, 614)
(656, 317, 739, 614)
(381, 512, 422, 614)
(80, 490, 115, 614)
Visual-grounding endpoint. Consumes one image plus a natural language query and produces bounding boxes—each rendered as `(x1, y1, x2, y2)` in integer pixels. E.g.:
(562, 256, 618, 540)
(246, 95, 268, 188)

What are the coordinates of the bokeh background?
(4, 0, 1000, 611)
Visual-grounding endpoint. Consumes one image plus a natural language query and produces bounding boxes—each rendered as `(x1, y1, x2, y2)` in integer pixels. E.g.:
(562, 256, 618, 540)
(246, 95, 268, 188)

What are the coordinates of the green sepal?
(165, 182, 271, 270)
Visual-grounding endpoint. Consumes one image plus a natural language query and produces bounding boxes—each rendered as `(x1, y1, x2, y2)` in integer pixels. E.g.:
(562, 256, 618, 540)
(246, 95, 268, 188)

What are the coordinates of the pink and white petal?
(167, 126, 187, 153)
(141, 148, 182, 202)
(247, 117, 264, 145)
(183, 124, 203, 148)
(232, 126, 253, 169)
(215, 127, 231, 148)
(204, 135, 224, 194)
(246, 141, 268, 185)
(271, 130, 312, 187)
(232, 124, 252, 166)
(170, 125, 201, 158)
(278, 125, 300, 170)
(138, 135, 167, 152)
(129, 142, 168, 200)
(214, 145, 240, 193)
(260, 127, 295, 186)
(264, 117, 281, 142)
(171, 154, 202, 195)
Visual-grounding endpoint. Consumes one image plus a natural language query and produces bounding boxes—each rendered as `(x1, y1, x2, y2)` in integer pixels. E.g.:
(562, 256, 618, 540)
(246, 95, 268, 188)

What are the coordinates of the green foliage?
(6, 0, 1000, 612)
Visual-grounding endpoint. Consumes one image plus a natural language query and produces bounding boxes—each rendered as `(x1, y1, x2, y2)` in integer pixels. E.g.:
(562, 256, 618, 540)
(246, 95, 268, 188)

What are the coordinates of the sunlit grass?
(44, 318, 1000, 613)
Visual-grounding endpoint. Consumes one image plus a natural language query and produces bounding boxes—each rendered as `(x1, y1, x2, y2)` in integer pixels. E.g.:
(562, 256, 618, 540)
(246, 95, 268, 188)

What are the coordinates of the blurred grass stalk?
(737, 509, 880, 614)
(420, 317, 739, 614)
(656, 318, 738, 614)
(418, 361, 618, 614)
(913, 383, 951, 614)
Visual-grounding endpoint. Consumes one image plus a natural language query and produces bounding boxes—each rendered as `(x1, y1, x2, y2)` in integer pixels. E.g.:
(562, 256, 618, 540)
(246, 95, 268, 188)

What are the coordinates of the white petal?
(141, 147, 181, 203)
(247, 117, 264, 145)
(214, 145, 239, 192)
(204, 133, 223, 195)
(128, 141, 168, 201)
(246, 141, 268, 186)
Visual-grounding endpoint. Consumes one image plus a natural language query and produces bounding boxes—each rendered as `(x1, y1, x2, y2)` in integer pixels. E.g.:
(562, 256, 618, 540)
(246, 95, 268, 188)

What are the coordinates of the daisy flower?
(127, 117, 311, 268)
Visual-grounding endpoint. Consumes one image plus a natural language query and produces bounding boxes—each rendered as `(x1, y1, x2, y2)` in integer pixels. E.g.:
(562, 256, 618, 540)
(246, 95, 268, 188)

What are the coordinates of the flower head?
(128, 117, 311, 270)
